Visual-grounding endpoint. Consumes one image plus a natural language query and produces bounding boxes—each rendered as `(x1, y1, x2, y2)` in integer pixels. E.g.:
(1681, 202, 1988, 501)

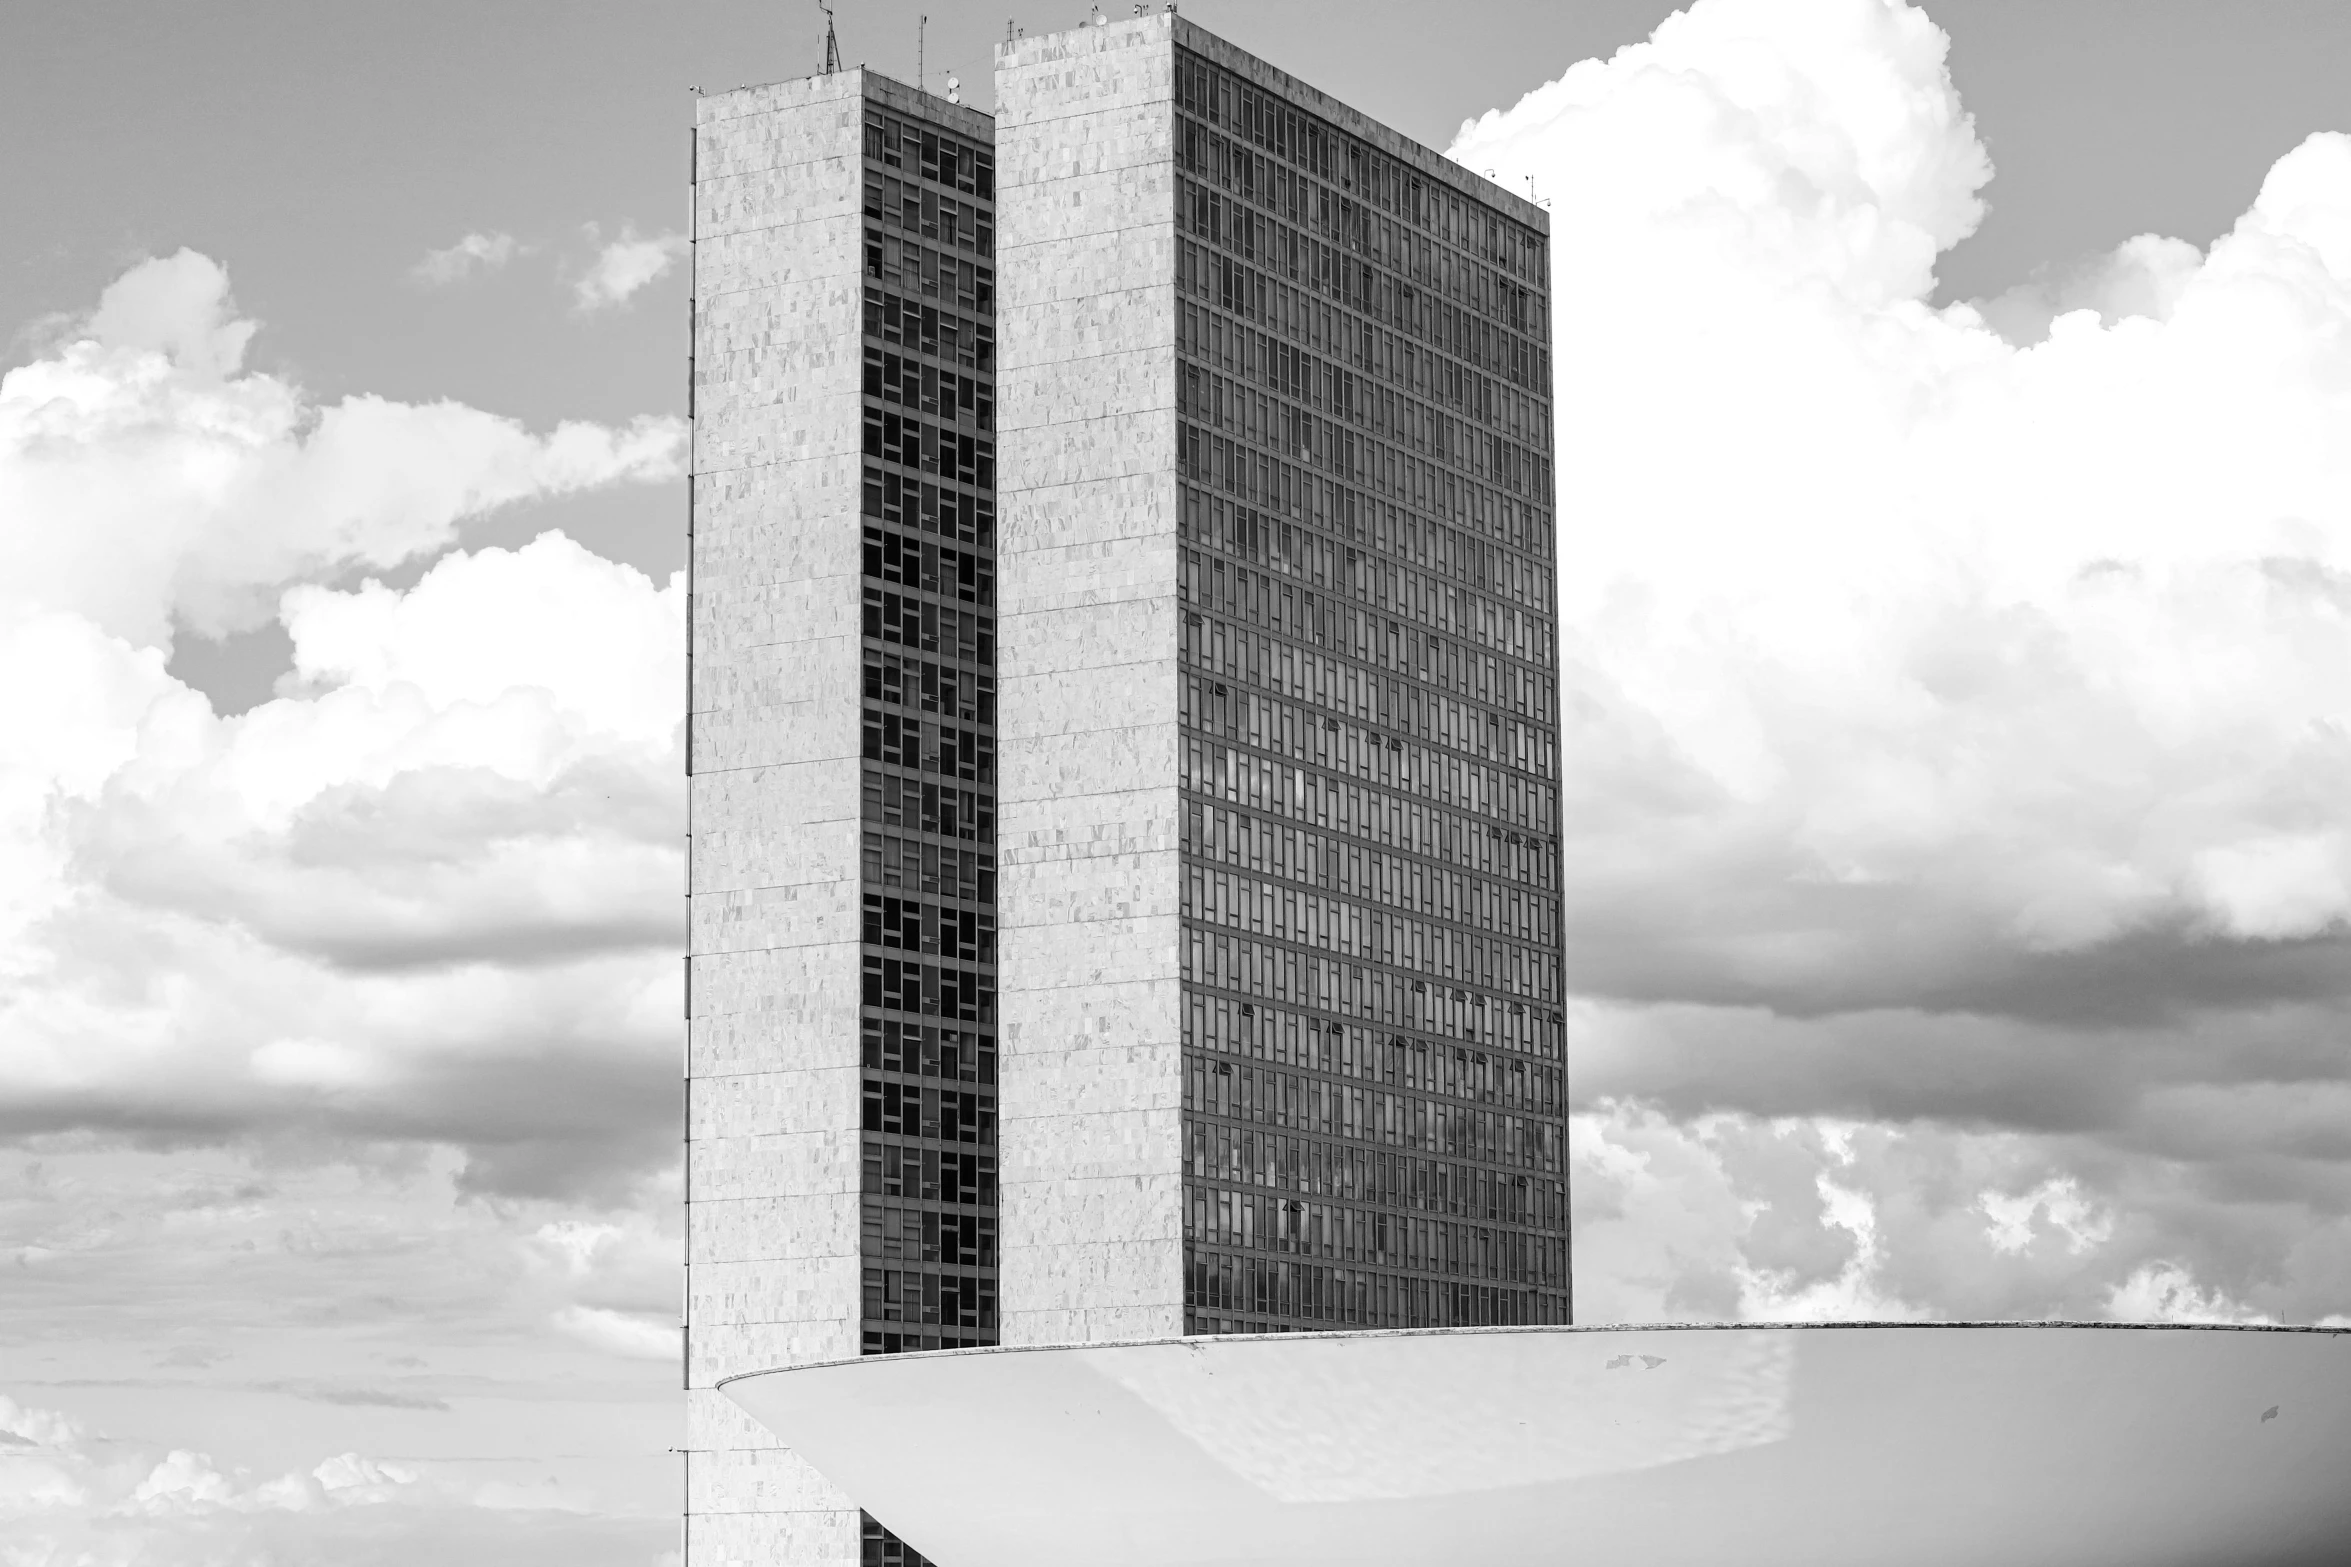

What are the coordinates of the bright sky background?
(4, 1, 2351, 1562)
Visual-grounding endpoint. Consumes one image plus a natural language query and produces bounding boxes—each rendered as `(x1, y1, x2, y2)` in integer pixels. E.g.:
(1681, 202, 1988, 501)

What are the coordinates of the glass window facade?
(857, 92, 997, 1567)
(1169, 50, 1570, 1335)
(857, 100, 999, 1362)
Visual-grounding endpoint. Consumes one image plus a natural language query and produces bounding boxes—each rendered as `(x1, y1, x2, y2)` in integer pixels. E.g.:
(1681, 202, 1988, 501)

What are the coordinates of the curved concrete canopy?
(725, 1322, 2351, 1567)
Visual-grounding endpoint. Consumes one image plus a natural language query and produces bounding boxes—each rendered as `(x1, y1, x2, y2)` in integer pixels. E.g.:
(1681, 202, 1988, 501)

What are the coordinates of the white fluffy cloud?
(1, 1388, 416, 1531)
(554, 1306, 683, 1362)
(0, 1387, 668, 1566)
(0, 253, 685, 1200)
(573, 228, 688, 312)
(1452, 0, 2351, 1321)
(413, 231, 526, 285)
(0, 249, 682, 646)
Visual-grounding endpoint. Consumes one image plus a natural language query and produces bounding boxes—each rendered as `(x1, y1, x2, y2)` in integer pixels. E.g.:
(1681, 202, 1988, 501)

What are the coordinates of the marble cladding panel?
(999, 970, 1183, 1062)
(694, 229, 858, 312)
(688, 1071, 859, 1247)
(997, 532, 1176, 619)
(996, 723, 1180, 816)
(692, 1318, 860, 1391)
(688, 1011, 862, 1087)
(690, 875, 864, 958)
(693, 376, 861, 470)
(695, 1314, 860, 1390)
(692, 1192, 860, 1267)
(681, 1507, 860, 1567)
(688, 1226, 862, 1316)
(690, 767, 861, 896)
(998, 1035, 1183, 1127)
(691, 560, 864, 646)
(695, 153, 864, 247)
(690, 1125, 862, 1204)
(994, 412, 1174, 505)
(688, 946, 859, 1068)
(994, 111, 1172, 198)
(696, 71, 863, 160)
(688, 1386, 780, 1449)
(995, 469, 1177, 562)
(1015, 1170, 1187, 1244)
(686, 1437, 862, 1517)
(1008, 1230, 1187, 1307)
(691, 1254, 864, 1330)
(995, 802, 1180, 927)
(992, 20, 1190, 1347)
(689, 690, 858, 779)
(691, 612, 861, 712)
(992, 326, 1175, 434)
(1003, 1302, 1187, 1347)
(998, 181, 1178, 295)
(994, 19, 1178, 134)
(997, 617, 1178, 742)
(997, 911, 1184, 993)
(692, 453, 861, 560)
(693, 385, 862, 477)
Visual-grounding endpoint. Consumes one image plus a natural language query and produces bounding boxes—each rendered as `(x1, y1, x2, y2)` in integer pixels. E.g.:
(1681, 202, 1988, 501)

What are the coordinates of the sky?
(4, 0, 2351, 1561)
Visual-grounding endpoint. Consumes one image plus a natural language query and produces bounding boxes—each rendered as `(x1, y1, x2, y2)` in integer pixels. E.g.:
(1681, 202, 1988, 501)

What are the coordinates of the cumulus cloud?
(552, 1306, 680, 1362)
(412, 231, 525, 285)
(0, 254, 685, 1202)
(2, 1389, 416, 1529)
(1451, 0, 2351, 1321)
(0, 1389, 667, 1565)
(572, 228, 688, 312)
(0, 248, 683, 646)
(0, 534, 685, 1199)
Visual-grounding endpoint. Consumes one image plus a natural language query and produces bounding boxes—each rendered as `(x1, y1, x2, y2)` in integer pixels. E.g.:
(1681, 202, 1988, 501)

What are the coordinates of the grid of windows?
(857, 100, 998, 1364)
(1171, 49, 1568, 1334)
(855, 93, 996, 1567)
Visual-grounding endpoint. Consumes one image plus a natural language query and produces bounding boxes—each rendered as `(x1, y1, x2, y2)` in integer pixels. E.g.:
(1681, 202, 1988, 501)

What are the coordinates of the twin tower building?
(687, 12, 1567, 1562)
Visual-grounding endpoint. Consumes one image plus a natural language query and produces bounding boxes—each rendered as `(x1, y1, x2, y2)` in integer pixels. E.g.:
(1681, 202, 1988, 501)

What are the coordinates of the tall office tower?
(992, 12, 1567, 1347)
(688, 13, 1563, 1564)
(687, 68, 1000, 1566)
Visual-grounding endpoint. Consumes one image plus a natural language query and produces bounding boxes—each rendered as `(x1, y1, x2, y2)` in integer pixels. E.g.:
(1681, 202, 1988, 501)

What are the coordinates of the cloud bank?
(0, 250, 687, 1203)
(0, 1388, 670, 1567)
(1450, 0, 2351, 1322)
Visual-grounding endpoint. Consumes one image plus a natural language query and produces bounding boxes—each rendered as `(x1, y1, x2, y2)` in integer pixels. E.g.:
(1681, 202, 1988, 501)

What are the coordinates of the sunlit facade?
(687, 15, 1561, 1563)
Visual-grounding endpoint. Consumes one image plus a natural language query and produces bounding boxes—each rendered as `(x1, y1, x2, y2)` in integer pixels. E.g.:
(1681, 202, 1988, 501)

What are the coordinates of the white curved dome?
(726, 1322, 2351, 1567)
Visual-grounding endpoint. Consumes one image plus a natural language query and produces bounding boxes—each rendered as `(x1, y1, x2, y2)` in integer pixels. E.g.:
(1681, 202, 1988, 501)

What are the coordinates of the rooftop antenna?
(918, 14, 927, 90)
(945, 71, 961, 105)
(818, 0, 841, 73)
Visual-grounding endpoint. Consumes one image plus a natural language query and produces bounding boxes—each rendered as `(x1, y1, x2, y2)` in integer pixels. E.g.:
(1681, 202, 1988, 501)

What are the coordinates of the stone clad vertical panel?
(993, 16, 1188, 1347)
(687, 68, 871, 1567)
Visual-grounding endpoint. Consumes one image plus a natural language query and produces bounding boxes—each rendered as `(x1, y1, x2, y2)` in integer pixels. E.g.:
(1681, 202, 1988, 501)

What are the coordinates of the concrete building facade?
(688, 15, 1559, 1563)
(687, 66, 1001, 1566)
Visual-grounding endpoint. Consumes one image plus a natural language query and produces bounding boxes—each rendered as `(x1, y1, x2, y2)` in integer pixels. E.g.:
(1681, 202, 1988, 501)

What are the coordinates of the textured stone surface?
(994, 16, 1188, 1348)
(686, 67, 872, 1567)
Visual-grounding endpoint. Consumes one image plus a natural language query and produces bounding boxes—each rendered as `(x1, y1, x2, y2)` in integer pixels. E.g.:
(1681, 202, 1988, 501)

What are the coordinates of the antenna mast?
(918, 14, 928, 91)
(819, 0, 842, 73)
